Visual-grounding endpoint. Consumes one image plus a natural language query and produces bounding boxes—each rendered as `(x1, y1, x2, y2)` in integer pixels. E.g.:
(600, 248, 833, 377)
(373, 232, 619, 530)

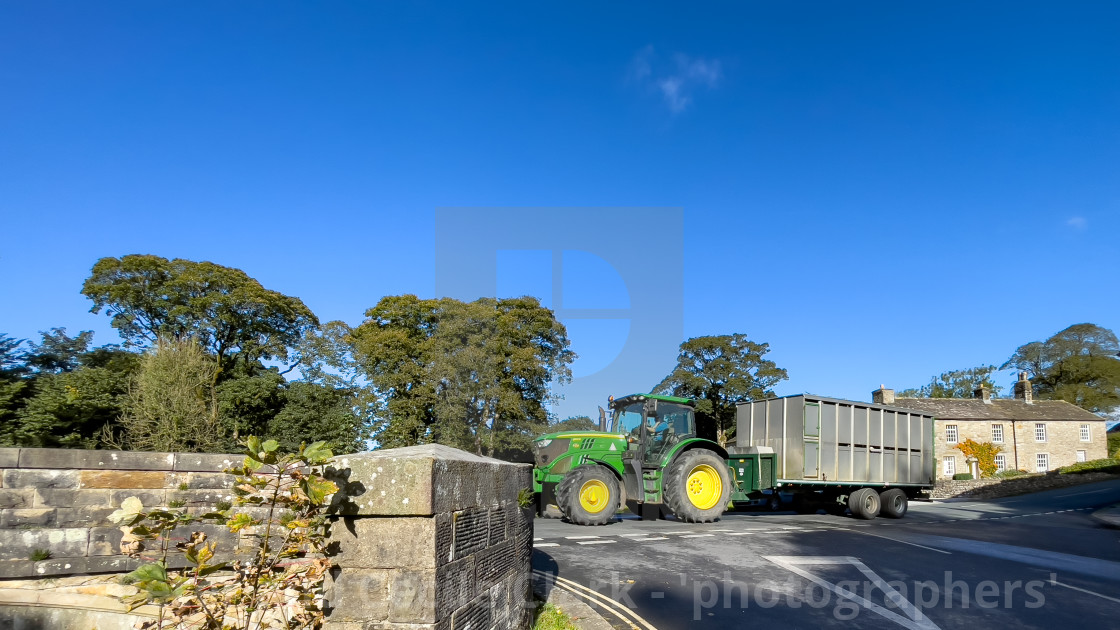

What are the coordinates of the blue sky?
(2, 2, 1118, 421)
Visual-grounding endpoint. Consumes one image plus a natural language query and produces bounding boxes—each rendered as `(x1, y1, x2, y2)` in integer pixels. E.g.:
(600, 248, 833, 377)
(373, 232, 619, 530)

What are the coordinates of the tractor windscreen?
(612, 403, 645, 434)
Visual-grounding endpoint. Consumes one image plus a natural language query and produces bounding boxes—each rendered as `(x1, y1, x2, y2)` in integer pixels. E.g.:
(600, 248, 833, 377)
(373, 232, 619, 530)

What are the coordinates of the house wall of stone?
(935, 419, 1108, 478)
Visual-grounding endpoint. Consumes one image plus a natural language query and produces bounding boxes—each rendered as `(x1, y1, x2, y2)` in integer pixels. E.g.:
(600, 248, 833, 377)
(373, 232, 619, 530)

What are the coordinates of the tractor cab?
(608, 394, 698, 467)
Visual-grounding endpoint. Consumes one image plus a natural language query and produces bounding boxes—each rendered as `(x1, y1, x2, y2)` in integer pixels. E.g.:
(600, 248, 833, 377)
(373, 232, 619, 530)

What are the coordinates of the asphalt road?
(532, 478, 1120, 630)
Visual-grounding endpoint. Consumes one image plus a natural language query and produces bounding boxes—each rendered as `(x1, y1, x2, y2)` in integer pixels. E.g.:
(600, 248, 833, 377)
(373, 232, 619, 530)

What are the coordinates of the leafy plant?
(111, 437, 338, 629)
(29, 548, 52, 561)
(1058, 458, 1120, 475)
(952, 473, 974, 481)
(994, 469, 1028, 479)
(517, 488, 535, 509)
(957, 439, 1002, 478)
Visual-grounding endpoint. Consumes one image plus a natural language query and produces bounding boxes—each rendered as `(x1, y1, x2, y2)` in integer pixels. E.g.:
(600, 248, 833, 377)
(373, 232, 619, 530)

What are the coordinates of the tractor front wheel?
(664, 449, 732, 523)
(556, 466, 620, 526)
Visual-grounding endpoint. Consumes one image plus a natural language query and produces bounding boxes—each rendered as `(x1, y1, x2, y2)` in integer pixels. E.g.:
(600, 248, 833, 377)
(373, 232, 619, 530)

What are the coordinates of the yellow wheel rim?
(686, 464, 722, 510)
(579, 479, 609, 513)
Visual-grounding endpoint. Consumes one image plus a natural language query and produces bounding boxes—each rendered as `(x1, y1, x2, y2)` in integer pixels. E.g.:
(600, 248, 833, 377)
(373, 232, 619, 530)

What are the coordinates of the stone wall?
(931, 470, 1120, 499)
(0, 445, 534, 630)
(0, 447, 242, 578)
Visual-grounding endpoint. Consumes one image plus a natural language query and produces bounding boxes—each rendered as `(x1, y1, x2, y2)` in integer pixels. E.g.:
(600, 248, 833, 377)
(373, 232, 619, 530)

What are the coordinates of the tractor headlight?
(537, 439, 552, 448)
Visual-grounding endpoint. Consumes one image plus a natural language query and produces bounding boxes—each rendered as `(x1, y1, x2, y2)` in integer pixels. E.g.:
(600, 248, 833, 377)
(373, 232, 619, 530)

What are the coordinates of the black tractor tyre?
(664, 449, 733, 523)
(555, 466, 620, 526)
(879, 488, 908, 519)
(848, 488, 881, 520)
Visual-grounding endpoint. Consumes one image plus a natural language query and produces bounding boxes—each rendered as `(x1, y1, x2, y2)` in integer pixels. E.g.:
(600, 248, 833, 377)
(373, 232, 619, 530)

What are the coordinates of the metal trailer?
(731, 394, 936, 519)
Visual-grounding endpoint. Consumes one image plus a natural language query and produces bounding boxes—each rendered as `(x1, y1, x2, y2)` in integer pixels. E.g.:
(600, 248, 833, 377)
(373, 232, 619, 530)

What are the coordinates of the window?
(1034, 423, 1047, 442)
(946, 424, 959, 444)
(1077, 450, 1087, 463)
(943, 456, 956, 476)
(1080, 424, 1091, 442)
(991, 424, 1004, 443)
(994, 454, 1007, 472)
(1036, 453, 1049, 472)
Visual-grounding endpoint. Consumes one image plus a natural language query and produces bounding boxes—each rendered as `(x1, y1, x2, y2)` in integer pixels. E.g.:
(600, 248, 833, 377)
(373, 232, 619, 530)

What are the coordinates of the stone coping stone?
(327, 444, 530, 517)
(0, 450, 18, 469)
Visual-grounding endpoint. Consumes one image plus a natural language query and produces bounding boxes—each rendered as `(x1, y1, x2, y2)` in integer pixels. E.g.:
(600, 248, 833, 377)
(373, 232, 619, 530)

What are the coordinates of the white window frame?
(945, 424, 959, 444)
(943, 456, 956, 476)
(1034, 423, 1047, 443)
(991, 424, 1004, 443)
(1080, 424, 1091, 442)
(1036, 453, 1049, 472)
(994, 454, 1007, 472)
(1076, 450, 1087, 463)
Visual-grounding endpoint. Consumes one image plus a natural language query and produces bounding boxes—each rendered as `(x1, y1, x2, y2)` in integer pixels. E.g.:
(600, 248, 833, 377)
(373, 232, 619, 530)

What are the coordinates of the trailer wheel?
(879, 489, 907, 518)
(848, 488, 880, 520)
(664, 450, 732, 523)
(555, 466, 619, 526)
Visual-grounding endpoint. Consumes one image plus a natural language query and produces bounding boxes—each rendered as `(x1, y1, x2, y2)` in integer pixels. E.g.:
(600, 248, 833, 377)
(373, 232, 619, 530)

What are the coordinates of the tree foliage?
(653, 334, 788, 446)
(1002, 323, 1120, 413)
(82, 255, 318, 375)
(544, 416, 596, 434)
(114, 338, 225, 453)
(897, 365, 1004, 399)
(349, 295, 574, 455)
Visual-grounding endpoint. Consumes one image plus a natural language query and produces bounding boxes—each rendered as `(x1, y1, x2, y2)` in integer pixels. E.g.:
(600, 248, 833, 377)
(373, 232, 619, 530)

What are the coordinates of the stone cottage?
(873, 373, 1107, 479)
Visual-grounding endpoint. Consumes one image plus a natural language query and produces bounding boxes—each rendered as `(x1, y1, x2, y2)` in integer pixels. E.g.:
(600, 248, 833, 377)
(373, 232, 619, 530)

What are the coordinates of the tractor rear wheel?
(879, 488, 908, 518)
(664, 449, 732, 523)
(556, 466, 619, 526)
(848, 488, 881, 520)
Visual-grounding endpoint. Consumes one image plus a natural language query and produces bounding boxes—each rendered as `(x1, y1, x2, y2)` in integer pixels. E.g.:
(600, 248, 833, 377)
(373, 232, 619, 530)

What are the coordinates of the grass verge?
(533, 603, 580, 630)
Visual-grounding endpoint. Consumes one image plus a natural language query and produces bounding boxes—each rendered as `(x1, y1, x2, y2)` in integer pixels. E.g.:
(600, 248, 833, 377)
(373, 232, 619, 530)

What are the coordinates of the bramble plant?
(110, 437, 338, 629)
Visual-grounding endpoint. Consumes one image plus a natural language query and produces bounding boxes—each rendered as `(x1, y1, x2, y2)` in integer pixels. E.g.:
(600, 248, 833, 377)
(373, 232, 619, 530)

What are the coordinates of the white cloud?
(1066, 216, 1088, 230)
(628, 46, 723, 114)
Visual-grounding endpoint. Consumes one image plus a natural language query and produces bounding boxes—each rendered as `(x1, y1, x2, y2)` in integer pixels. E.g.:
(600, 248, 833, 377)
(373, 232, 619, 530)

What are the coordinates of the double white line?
(532, 569, 659, 630)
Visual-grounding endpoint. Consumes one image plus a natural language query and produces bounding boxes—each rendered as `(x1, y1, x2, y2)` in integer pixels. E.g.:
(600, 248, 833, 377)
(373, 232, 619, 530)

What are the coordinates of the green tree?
(115, 337, 225, 453)
(0, 334, 30, 445)
(14, 366, 133, 448)
(349, 295, 574, 455)
(543, 415, 596, 434)
(24, 328, 95, 373)
(81, 255, 318, 376)
(1002, 323, 1120, 413)
(654, 334, 788, 446)
(269, 381, 365, 454)
(897, 365, 1004, 399)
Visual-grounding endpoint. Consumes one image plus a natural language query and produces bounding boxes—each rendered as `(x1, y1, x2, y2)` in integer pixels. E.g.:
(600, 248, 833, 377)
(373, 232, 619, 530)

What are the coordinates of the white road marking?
(533, 538, 543, 541)
(1050, 576, 1120, 604)
(631, 536, 669, 541)
(764, 556, 941, 630)
(565, 535, 601, 540)
(577, 540, 617, 545)
(620, 532, 657, 537)
(849, 530, 952, 555)
(680, 534, 714, 538)
(535, 543, 559, 547)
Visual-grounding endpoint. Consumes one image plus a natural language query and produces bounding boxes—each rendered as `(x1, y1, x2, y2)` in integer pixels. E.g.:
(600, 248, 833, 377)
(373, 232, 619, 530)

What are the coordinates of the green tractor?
(532, 393, 733, 525)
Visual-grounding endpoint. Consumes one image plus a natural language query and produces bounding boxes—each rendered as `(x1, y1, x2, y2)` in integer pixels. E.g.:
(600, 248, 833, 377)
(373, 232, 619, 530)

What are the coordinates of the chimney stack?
(974, 385, 992, 403)
(1013, 371, 1033, 404)
(872, 385, 895, 405)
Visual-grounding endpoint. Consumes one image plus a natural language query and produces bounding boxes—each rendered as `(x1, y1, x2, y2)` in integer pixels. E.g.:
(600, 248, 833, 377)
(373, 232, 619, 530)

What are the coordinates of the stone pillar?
(973, 386, 991, 403)
(323, 444, 533, 630)
(872, 386, 895, 405)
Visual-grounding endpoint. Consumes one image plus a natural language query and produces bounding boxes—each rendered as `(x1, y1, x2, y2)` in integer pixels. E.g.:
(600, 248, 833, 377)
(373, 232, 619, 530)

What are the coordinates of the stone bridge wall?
(0, 445, 533, 630)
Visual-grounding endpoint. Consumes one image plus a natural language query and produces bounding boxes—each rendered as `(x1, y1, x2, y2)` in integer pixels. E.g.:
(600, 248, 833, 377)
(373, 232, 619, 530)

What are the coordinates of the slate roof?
(894, 397, 1103, 422)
